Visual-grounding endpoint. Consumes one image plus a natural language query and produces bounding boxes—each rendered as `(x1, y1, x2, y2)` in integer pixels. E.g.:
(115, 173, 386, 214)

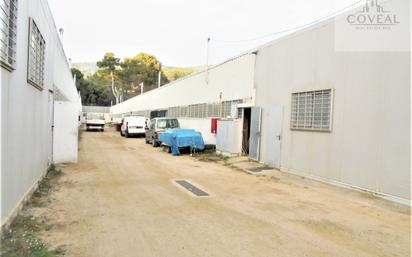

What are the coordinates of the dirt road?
(38, 128, 410, 257)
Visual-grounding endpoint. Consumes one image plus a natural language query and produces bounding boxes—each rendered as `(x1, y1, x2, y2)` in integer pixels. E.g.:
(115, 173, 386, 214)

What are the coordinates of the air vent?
(175, 180, 209, 197)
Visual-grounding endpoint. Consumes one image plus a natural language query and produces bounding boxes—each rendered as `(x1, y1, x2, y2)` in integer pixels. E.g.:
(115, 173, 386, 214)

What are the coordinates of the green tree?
(117, 53, 169, 101)
(97, 52, 120, 72)
(93, 52, 170, 103)
(97, 52, 121, 104)
(71, 68, 115, 106)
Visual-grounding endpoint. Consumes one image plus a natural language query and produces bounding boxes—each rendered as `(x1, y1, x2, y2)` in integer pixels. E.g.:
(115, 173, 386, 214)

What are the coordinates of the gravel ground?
(36, 128, 410, 257)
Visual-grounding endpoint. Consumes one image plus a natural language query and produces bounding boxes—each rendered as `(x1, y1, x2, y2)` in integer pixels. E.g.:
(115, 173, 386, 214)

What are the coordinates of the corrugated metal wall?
(254, 5, 410, 202)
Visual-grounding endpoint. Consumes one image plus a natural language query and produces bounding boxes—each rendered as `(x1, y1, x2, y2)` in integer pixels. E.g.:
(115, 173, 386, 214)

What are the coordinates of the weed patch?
(28, 165, 62, 208)
(0, 165, 65, 257)
(194, 150, 230, 163)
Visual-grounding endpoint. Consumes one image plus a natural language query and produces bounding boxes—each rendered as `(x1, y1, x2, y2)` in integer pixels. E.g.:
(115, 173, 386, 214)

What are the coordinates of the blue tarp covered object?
(159, 129, 205, 155)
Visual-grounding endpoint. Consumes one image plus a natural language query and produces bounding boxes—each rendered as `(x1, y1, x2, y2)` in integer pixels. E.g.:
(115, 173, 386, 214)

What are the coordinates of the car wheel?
(152, 139, 157, 147)
(167, 146, 172, 153)
(125, 130, 129, 138)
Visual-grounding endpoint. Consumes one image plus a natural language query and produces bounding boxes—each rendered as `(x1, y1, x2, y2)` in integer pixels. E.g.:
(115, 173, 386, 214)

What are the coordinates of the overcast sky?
(48, 0, 358, 67)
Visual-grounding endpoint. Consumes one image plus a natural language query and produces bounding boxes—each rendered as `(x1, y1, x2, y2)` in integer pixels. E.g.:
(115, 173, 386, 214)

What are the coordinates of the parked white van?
(85, 113, 105, 132)
(120, 116, 146, 137)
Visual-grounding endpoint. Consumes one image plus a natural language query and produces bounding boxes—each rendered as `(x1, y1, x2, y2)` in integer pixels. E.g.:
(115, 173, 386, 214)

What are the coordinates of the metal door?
(249, 107, 262, 161)
(262, 105, 283, 168)
(47, 90, 54, 165)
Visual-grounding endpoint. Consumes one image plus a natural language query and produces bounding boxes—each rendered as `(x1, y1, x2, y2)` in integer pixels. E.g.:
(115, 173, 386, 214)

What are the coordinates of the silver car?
(145, 117, 180, 147)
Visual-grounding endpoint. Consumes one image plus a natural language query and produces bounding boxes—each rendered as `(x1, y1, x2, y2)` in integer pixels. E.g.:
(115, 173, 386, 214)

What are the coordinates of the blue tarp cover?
(159, 129, 205, 155)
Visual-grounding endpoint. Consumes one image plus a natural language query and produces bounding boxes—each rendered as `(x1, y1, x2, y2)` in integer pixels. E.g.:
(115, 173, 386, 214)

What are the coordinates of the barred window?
(158, 100, 243, 119)
(197, 104, 202, 118)
(128, 110, 150, 118)
(291, 89, 333, 131)
(206, 103, 220, 117)
(0, 0, 18, 69)
(167, 106, 179, 117)
(168, 107, 174, 117)
(187, 105, 194, 118)
(193, 104, 200, 118)
(27, 18, 45, 89)
(237, 108, 243, 119)
(198, 103, 206, 118)
(221, 101, 233, 118)
(178, 106, 184, 117)
(191, 104, 198, 118)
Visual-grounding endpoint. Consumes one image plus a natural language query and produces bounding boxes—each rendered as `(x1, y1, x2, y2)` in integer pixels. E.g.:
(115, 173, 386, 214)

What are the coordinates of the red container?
(115, 123, 121, 131)
(211, 118, 218, 134)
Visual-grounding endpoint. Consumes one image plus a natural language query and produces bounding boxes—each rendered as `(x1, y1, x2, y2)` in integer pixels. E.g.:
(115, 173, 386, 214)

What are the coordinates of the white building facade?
(253, 0, 410, 204)
(111, 53, 256, 145)
(254, 34, 410, 203)
(1, 0, 81, 226)
(110, 0, 410, 204)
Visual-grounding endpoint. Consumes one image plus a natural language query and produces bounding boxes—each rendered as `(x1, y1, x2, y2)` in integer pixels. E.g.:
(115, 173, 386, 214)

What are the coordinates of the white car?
(120, 116, 146, 137)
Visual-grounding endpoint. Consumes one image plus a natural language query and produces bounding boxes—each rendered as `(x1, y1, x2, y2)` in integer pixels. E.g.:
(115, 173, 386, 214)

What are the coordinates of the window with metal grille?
(138, 99, 243, 119)
(199, 103, 206, 118)
(27, 18, 45, 89)
(0, 0, 18, 69)
(290, 89, 333, 131)
(187, 105, 194, 118)
(237, 108, 243, 119)
(206, 103, 220, 117)
(168, 106, 180, 117)
(167, 107, 174, 117)
(221, 101, 233, 118)
(179, 106, 188, 117)
(191, 104, 199, 118)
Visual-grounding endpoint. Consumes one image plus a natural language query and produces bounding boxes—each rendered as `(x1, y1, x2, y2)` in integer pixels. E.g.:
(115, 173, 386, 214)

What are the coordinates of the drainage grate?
(175, 180, 209, 197)
(247, 166, 272, 173)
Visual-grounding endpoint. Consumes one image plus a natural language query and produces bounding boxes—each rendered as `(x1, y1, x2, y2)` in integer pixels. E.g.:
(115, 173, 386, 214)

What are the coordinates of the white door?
(262, 105, 283, 168)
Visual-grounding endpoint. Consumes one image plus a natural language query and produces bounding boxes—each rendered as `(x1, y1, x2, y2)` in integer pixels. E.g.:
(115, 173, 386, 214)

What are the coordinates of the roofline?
(228, 1, 365, 55)
(114, 51, 255, 106)
(112, 2, 364, 108)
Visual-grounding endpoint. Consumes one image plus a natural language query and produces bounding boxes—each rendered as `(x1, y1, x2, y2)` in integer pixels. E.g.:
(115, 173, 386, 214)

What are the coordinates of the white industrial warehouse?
(1, 0, 81, 226)
(111, 0, 410, 205)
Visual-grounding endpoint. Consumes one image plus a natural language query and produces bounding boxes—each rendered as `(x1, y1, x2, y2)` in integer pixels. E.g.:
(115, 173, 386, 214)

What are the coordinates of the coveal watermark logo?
(346, 0, 400, 30)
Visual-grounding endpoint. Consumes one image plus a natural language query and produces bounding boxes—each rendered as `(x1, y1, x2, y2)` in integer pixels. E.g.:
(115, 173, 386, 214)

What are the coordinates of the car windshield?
(87, 113, 104, 120)
(157, 119, 179, 129)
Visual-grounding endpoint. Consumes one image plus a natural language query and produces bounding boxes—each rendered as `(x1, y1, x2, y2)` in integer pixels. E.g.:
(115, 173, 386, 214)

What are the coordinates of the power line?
(211, 0, 363, 43)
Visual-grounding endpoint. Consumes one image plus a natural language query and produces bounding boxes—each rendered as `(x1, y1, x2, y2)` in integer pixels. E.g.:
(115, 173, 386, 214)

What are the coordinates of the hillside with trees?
(163, 66, 201, 81)
(72, 53, 199, 106)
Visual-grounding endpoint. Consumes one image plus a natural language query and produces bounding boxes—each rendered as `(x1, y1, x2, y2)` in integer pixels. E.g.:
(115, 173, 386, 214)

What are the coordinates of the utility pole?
(158, 63, 162, 88)
(219, 91, 223, 118)
(205, 37, 210, 84)
(139, 82, 144, 95)
(110, 71, 119, 104)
